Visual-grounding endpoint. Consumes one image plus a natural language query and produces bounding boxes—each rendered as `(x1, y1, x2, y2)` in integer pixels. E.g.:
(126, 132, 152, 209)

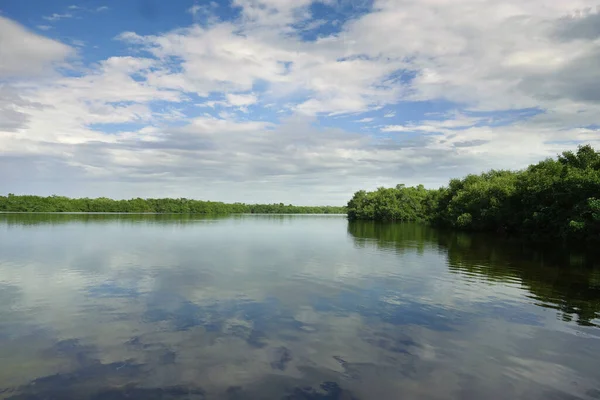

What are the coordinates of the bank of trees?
(347, 145, 600, 243)
(0, 196, 346, 215)
(346, 184, 442, 221)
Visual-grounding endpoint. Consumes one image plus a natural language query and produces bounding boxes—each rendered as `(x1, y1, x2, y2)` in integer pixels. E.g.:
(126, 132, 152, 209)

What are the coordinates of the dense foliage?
(347, 145, 600, 243)
(0, 195, 346, 215)
(346, 184, 442, 222)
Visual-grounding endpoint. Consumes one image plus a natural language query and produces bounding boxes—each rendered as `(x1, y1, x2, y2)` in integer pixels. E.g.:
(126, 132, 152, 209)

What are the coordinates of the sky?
(1, 0, 599, 205)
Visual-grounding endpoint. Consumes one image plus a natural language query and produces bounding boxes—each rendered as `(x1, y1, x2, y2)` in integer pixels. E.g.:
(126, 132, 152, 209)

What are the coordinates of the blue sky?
(0, 0, 599, 204)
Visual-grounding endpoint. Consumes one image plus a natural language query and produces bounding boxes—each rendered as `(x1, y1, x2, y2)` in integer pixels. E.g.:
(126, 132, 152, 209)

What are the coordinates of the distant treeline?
(347, 145, 600, 243)
(0, 196, 346, 215)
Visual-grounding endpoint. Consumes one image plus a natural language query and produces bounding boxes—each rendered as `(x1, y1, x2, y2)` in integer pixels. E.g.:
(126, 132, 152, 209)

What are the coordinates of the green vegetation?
(0, 195, 345, 215)
(347, 145, 600, 243)
(347, 184, 442, 222)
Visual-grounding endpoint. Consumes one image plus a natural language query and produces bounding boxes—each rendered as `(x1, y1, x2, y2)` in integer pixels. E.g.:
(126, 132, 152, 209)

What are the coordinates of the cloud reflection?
(0, 215, 599, 399)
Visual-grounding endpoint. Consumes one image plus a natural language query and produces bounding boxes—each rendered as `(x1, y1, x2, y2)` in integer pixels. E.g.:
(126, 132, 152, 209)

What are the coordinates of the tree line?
(347, 145, 600, 243)
(0, 195, 346, 215)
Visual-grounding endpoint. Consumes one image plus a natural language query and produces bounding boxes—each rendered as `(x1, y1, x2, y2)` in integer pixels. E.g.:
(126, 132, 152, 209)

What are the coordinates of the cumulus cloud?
(117, 18, 404, 114)
(0, 16, 74, 77)
(345, 0, 600, 114)
(226, 93, 258, 107)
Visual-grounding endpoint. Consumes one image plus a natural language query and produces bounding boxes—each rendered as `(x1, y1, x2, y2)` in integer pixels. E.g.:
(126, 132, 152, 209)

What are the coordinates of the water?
(0, 214, 599, 400)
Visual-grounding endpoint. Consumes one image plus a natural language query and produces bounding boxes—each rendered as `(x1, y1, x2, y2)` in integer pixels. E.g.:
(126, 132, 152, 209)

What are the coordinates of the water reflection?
(0, 215, 599, 399)
(348, 221, 600, 327)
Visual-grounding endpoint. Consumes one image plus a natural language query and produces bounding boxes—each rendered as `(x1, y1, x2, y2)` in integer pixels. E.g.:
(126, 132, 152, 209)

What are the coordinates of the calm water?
(1, 214, 599, 400)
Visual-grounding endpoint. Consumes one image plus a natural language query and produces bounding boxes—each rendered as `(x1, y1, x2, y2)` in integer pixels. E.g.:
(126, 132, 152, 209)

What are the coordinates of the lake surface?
(0, 214, 599, 400)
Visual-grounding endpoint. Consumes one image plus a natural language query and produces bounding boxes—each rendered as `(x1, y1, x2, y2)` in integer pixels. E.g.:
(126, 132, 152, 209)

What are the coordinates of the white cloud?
(187, 2, 219, 24)
(232, 0, 314, 26)
(226, 93, 258, 107)
(118, 24, 292, 96)
(188, 5, 202, 15)
(382, 113, 484, 133)
(357, 117, 374, 123)
(342, 0, 600, 112)
(43, 13, 73, 21)
(36, 25, 53, 31)
(7, 106, 590, 203)
(0, 16, 74, 78)
(118, 20, 407, 115)
(0, 53, 181, 155)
